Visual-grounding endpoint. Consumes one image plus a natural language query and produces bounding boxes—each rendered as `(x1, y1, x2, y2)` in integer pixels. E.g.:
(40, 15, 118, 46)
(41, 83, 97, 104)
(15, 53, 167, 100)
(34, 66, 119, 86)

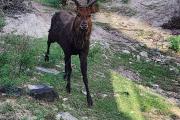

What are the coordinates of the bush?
(0, 35, 37, 79)
(169, 35, 180, 52)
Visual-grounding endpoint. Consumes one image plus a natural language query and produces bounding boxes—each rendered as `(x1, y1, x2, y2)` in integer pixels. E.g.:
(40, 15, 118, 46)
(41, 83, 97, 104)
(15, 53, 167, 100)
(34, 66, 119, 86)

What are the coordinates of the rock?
(27, 84, 59, 102)
(55, 65, 63, 71)
(36, 67, 59, 75)
(56, 112, 78, 120)
(81, 117, 88, 120)
(63, 98, 68, 102)
(101, 94, 108, 98)
(152, 84, 159, 89)
(140, 51, 148, 58)
(0, 86, 23, 97)
(122, 50, 130, 54)
(136, 55, 140, 61)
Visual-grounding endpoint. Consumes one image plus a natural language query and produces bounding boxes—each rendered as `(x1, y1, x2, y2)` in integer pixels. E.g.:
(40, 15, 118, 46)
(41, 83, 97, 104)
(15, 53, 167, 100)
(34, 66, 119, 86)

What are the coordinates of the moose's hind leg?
(64, 55, 72, 93)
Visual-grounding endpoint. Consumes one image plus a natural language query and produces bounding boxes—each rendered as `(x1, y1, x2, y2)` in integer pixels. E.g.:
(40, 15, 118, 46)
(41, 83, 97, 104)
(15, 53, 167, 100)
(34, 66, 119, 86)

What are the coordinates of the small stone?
(152, 84, 159, 89)
(122, 50, 130, 54)
(81, 117, 88, 120)
(55, 65, 62, 71)
(101, 94, 108, 98)
(63, 98, 68, 102)
(140, 51, 148, 58)
(136, 55, 140, 61)
(56, 112, 78, 120)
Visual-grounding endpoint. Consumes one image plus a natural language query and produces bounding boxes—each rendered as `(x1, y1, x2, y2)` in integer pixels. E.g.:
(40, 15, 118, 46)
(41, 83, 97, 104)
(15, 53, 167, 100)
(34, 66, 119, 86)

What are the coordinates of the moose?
(45, 0, 98, 106)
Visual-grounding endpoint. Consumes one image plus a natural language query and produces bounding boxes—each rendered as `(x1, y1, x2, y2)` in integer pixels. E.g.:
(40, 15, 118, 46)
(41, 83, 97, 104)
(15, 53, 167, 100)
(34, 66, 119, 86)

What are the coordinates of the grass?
(0, 34, 179, 119)
(169, 35, 180, 52)
(111, 53, 179, 92)
(34, 0, 62, 8)
(0, 15, 5, 30)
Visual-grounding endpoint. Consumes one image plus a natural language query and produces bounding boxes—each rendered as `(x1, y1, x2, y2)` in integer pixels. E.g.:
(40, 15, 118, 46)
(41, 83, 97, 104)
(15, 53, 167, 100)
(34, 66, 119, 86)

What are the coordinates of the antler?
(72, 0, 80, 6)
(88, 0, 97, 6)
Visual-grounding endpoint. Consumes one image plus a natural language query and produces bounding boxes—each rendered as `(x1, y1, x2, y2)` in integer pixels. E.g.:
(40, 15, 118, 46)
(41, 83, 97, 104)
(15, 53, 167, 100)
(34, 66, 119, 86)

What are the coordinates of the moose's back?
(48, 10, 75, 48)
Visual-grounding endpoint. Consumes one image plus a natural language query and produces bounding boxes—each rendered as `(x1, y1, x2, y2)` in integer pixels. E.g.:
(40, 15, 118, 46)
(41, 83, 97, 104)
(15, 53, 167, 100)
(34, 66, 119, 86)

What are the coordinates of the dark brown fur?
(45, 0, 97, 107)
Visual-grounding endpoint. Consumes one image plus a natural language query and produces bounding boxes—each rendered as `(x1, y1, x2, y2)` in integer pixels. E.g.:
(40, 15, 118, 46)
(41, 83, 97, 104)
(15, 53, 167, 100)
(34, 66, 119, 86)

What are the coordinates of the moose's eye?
(87, 15, 91, 17)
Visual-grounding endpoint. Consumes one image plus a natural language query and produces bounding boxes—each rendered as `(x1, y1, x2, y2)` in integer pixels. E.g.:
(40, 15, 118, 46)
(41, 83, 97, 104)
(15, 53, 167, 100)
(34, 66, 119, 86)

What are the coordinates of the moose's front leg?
(45, 41, 51, 62)
(64, 54, 72, 93)
(79, 53, 93, 107)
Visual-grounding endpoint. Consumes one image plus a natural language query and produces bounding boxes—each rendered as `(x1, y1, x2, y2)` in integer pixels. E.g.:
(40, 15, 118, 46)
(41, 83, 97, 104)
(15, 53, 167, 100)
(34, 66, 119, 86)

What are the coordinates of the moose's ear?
(88, 0, 96, 7)
(90, 3, 99, 13)
(88, 0, 99, 13)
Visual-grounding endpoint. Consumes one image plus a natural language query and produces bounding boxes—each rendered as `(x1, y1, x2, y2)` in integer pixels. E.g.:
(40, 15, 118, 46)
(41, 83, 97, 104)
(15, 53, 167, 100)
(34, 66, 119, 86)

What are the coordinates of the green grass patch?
(34, 0, 62, 8)
(111, 72, 172, 120)
(0, 35, 178, 119)
(111, 53, 178, 92)
(169, 35, 180, 52)
(0, 15, 5, 29)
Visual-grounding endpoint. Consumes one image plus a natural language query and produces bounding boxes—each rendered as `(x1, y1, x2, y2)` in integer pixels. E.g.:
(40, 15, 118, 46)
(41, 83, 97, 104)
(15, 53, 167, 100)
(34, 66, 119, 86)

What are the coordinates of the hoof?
(66, 84, 71, 93)
(87, 96, 93, 107)
(45, 55, 49, 62)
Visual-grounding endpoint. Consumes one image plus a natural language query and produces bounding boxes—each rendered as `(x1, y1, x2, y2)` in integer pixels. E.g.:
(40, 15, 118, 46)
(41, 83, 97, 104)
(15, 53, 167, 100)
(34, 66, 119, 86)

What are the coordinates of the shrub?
(0, 35, 37, 78)
(169, 35, 180, 52)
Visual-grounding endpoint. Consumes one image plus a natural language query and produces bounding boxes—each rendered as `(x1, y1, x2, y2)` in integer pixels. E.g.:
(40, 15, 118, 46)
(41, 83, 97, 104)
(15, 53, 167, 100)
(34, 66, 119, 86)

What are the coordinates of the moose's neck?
(72, 21, 92, 49)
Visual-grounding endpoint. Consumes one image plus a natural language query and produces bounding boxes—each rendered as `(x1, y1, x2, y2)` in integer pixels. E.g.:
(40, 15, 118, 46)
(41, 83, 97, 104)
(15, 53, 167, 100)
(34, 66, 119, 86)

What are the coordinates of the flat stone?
(56, 112, 78, 120)
(81, 117, 88, 120)
(101, 94, 108, 98)
(27, 84, 59, 102)
(36, 67, 59, 75)
(122, 50, 130, 54)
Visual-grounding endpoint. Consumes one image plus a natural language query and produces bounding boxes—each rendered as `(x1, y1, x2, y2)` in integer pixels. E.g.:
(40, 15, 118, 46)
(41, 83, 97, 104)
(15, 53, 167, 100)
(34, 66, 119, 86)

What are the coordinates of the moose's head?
(73, 0, 98, 31)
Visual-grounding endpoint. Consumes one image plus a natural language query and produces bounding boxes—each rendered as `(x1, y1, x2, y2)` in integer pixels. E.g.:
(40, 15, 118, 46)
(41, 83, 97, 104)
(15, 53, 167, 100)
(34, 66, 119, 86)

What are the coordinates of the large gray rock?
(27, 84, 59, 102)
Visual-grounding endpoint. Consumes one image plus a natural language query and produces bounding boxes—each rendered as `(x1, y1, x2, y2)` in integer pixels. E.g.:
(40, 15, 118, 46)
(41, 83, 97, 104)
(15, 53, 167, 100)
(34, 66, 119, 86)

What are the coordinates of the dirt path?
(1, 1, 57, 38)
